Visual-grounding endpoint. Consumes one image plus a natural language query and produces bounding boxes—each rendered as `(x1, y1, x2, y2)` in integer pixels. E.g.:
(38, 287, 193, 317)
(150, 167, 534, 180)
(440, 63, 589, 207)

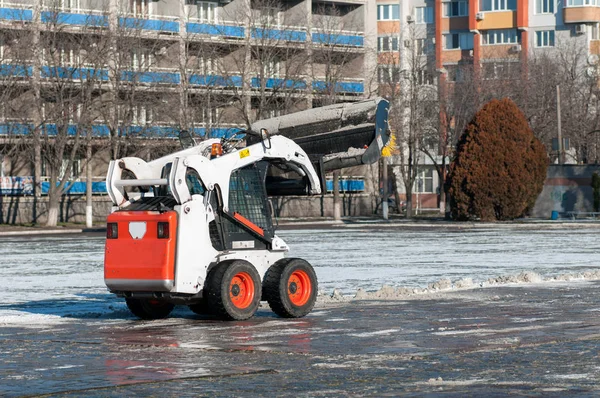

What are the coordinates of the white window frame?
(260, 6, 280, 26)
(414, 168, 434, 193)
(195, 1, 217, 23)
(535, 30, 555, 47)
(60, 0, 80, 12)
(415, 7, 434, 24)
(130, 0, 151, 17)
(201, 107, 219, 125)
(378, 65, 402, 84)
(265, 57, 281, 78)
(443, 1, 468, 17)
(197, 53, 216, 74)
(378, 36, 399, 52)
(132, 104, 153, 125)
(131, 49, 154, 71)
(415, 38, 427, 55)
(480, 0, 517, 11)
(481, 29, 518, 45)
(535, 0, 554, 14)
(444, 32, 474, 50)
(377, 4, 400, 21)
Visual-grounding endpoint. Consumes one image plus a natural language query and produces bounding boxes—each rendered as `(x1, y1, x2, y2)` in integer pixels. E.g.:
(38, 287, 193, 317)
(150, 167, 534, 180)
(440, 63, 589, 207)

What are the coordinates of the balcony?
(312, 79, 364, 94)
(311, 30, 364, 47)
(186, 21, 244, 39)
(476, 11, 517, 30)
(0, 4, 31, 21)
(564, 6, 600, 23)
(251, 77, 307, 90)
(251, 26, 307, 42)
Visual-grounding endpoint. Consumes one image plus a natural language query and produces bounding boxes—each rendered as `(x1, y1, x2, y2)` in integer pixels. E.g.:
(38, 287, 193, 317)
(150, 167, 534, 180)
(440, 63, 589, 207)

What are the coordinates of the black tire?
(188, 297, 211, 316)
(204, 260, 261, 321)
(263, 258, 318, 318)
(125, 298, 174, 320)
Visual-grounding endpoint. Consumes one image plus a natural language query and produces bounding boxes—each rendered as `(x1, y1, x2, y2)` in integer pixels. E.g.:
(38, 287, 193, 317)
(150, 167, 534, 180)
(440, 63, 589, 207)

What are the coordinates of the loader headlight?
(107, 222, 118, 239)
(157, 222, 170, 239)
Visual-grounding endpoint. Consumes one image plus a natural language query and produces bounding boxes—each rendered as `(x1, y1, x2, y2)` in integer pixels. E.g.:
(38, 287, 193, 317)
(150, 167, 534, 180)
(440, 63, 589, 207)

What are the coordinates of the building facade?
(376, 0, 600, 212)
(0, 0, 376, 180)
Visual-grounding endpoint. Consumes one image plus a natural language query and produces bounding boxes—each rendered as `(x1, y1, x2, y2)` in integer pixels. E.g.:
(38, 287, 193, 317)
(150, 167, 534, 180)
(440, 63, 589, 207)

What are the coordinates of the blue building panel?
(0, 64, 32, 77)
(188, 74, 243, 87)
(41, 181, 107, 195)
(251, 28, 306, 42)
(121, 70, 180, 84)
(41, 66, 109, 81)
(186, 22, 244, 38)
(250, 77, 307, 90)
(41, 11, 108, 27)
(313, 80, 364, 94)
(0, 123, 32, 136)
(120, 17, 179, 33)
(325, 179, 365, 193)
(0, 7, 32, 21)
(311, 32, 364, 47)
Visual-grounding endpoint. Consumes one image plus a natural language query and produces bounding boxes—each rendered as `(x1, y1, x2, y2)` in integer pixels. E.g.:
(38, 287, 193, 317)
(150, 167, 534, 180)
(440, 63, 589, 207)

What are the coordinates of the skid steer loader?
(104, 98, 390, 320)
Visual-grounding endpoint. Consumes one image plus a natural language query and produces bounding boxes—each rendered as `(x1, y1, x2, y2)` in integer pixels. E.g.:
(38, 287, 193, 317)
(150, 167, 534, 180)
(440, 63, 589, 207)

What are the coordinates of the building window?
(480, 0, 517, 11)
(197, 54, 216, 74)
(59, 0, 80, 11)
(378, 36, 399, 52)
(415, 7, 433, 24)
(415, 168, 434, 193)
(482, 61, 520, 79)
(443, 1, 468, 17)
(415, 69, 434, 85)
(200, 107, 219, 125)
(535, 30, 555, 47)
(132, 104, 153, 125)
(592, 23, 599, 40)
(566, 0, 592, 5)
(260, 6, 280, 26)
(264, 57, 280, 77)
(195, 1, 217, 23)
(378, 65, 402, 84)
(377, 4, 400, 21)
(444, 32, 474, 50)
(131, 49, 154, 70)
(130, 0, 150, 16)
(535, 0, 554, 13)
(481, 29, 518, 45)
(415, 38, 427, 55)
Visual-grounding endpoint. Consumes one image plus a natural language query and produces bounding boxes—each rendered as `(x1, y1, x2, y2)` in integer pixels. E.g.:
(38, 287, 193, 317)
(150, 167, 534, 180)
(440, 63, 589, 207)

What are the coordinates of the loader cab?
(209, 162, 275, 252)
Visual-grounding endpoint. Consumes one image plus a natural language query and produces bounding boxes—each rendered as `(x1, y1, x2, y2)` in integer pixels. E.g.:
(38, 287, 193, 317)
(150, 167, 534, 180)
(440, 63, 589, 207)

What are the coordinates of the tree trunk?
(405, 190, 413, 218)
(46, 193, 59, 227)
(333, 170, 341, 221)
(85, 142, 93, 228)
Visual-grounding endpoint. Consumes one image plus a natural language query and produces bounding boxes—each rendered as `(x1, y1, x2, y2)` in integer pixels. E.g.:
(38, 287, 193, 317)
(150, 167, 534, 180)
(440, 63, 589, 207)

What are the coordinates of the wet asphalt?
(3, 282, 600, 397)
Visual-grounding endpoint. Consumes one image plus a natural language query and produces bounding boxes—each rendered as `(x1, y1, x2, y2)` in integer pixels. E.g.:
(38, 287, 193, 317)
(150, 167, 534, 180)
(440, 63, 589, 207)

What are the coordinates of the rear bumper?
(105, 278, 174, 292)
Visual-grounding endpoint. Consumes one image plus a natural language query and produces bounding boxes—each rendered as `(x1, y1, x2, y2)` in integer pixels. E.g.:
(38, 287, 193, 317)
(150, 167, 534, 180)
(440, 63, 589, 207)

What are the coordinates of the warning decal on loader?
(239, 149, 250, 159)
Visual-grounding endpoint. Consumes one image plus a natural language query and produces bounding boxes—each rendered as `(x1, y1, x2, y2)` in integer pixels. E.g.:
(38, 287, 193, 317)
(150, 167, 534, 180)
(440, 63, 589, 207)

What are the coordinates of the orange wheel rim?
(288, 270, 312, 306)
(229, 272, 255, 309)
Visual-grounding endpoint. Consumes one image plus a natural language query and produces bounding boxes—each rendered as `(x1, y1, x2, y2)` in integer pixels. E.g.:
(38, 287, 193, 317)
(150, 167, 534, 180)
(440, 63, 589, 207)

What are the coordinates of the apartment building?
(377, 0, 600, 211)
(0, 0, 376, 182)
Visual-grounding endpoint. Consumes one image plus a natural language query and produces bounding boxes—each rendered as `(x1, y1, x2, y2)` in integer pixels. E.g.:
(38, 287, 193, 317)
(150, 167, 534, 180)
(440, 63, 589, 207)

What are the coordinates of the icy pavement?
(1, 225, 600, 395)
(1, 226, 600, 321)
(3, 282, 600, 396)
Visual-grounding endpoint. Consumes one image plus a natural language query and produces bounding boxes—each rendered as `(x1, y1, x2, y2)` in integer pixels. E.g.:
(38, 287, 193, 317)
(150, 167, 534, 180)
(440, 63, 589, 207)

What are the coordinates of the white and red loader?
(104, 98, 390, 320)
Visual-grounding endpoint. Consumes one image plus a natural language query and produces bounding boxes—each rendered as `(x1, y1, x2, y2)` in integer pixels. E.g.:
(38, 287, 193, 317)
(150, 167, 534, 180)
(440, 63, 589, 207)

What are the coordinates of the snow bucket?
(550, 211, 559, 220)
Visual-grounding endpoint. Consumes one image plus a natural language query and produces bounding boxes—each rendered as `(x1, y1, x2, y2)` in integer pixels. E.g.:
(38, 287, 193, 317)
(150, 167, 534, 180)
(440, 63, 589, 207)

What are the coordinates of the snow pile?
(316, 270, 600, 304)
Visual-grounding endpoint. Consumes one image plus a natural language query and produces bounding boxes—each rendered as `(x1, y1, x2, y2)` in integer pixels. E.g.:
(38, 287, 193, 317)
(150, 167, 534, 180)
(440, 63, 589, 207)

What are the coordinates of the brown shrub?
(447, 98, 548, 221)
